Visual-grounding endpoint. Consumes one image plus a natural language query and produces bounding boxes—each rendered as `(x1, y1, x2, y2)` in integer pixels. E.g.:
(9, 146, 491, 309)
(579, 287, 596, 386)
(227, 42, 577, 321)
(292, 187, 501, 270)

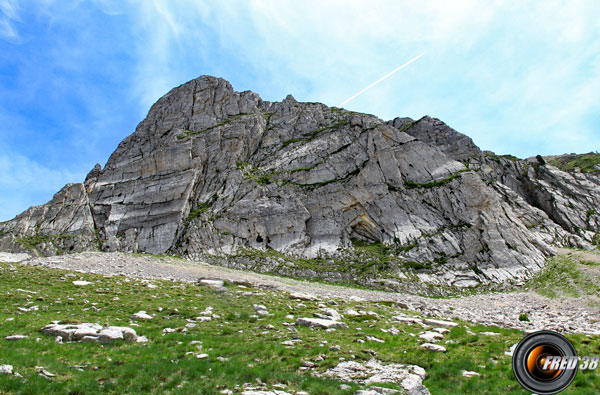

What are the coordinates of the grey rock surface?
(420, 343, 446, 352)
(40, 322, 140, 344)
(296, 317, 347, 329)
(319, 359, 429, 394)
(4, 335, 28, 341)
(1, 75, 599, 290)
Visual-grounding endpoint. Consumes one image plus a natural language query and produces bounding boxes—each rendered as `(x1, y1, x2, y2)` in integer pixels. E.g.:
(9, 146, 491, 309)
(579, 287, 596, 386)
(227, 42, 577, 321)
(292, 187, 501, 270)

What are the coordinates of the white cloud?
(0, 0, 19, 19)
(3, 0, 600, 220)
(123, 0, 599, 157)
(0, 0, 20, 41)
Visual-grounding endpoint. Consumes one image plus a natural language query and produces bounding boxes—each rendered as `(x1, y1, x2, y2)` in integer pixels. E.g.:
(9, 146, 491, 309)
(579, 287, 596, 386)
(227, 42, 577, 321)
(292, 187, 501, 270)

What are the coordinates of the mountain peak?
(1, 76, 598, 295)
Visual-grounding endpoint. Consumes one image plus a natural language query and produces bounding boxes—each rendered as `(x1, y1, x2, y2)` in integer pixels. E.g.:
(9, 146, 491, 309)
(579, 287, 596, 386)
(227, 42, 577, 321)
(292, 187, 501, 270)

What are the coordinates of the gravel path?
(4, 251, 600, 335)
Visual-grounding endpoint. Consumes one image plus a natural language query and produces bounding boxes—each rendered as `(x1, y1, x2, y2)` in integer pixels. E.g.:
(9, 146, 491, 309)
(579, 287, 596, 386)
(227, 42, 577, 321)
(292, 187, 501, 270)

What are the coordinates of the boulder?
(420, 343, 447, 352)
(4, 335, 28, 341)
(0, 365, 13, 375)
(131, 311, 153, 320)
(40, 322, 139, 344)
(296, 318, 347, 329)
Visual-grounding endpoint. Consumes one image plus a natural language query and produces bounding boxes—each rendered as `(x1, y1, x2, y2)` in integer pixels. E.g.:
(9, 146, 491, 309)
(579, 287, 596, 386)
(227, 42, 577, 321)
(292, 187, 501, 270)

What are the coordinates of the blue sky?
(1, 0, 599, 221)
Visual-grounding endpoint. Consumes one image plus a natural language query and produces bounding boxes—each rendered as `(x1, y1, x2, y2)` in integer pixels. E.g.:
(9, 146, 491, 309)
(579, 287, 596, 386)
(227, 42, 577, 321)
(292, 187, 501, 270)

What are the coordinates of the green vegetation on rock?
(177, 113, 255, 139)
(282, 121, 349, 149)
(16, 233, 78, 255)
(236, 162, 277, 185)
(403, 169, 471, 189)
(546, 153, 600, 173)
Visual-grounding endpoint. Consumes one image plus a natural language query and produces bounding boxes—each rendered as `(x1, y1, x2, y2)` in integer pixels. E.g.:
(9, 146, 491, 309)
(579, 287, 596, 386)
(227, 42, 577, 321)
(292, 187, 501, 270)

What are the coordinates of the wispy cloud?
(0, 0, 20, 42)
(1, 1, 599, 221)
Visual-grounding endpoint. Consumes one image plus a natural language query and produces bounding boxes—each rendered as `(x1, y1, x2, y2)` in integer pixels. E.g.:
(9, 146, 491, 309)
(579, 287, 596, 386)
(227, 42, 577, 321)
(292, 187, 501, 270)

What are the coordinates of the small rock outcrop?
(40, 322, 144, 344)
(296, 317, 347, 329)
(1, 75, 598, 292)
(318, 358, 429, 395)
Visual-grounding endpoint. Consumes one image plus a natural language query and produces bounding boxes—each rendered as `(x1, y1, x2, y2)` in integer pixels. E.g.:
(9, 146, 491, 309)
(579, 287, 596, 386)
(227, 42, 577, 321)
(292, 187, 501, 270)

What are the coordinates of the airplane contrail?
(337, 52, 425, 108)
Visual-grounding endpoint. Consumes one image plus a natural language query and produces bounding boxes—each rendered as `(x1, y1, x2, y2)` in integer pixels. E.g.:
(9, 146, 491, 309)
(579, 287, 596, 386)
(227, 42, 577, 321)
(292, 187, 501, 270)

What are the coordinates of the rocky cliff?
(1, 75, 599, 292)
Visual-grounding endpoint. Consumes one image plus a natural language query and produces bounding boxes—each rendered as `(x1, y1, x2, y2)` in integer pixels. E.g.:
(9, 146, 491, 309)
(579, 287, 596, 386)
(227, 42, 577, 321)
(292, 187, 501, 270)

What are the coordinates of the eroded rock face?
(0, 183, 97, 255)
(1, 75, 598, 289)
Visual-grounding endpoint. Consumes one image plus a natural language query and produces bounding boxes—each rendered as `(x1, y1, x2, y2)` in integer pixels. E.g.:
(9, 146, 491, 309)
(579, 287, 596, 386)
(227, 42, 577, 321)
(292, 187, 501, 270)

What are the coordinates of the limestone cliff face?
(1, 75, 598, 289)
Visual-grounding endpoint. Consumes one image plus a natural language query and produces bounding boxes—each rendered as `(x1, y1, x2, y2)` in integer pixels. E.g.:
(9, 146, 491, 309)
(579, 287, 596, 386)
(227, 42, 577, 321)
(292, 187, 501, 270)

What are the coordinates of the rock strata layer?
(1, 75, 599, 290)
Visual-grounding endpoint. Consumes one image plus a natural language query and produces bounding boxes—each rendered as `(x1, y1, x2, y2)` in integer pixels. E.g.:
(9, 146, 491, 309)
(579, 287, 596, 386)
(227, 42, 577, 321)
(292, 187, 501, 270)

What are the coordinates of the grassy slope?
(546, 153, 600, 173)
(524, 253, 600, 299)
(0, 261, 599, 394)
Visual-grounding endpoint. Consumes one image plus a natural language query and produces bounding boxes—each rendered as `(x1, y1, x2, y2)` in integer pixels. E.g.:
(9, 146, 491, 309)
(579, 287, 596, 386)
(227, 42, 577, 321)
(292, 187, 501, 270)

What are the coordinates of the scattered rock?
(37, 368, 56, 378)
(72, 280, 93, 286)
(0, 365, 13, 375)
(16, 288, 38, 294)
(349, 296, 366, 302)
(366, 336, 385, 343)
(296, 318, 347, 329)
(420, 343, 447, 352)
(418, 331, 443, 343)
(315, 308, 343, 321)
(131, 311, 153, 320)
(461, 370, 480, 378)
(254, 304, 270, 316)
(17, 306, 38, 312)
(422, 318, 457, 328)
(505, 343, 517, 357)
(290, 292, 317, 301)
(4, 335, 28, 341)
(281, 340, 301, 346)
(197, 278, 225, 288)
(391, 315, 423, 325)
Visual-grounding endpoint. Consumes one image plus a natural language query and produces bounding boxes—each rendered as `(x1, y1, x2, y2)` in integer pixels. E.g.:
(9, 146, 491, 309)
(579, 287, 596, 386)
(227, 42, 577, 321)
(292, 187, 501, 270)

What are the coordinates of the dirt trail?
(4, 250, 600, 335)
